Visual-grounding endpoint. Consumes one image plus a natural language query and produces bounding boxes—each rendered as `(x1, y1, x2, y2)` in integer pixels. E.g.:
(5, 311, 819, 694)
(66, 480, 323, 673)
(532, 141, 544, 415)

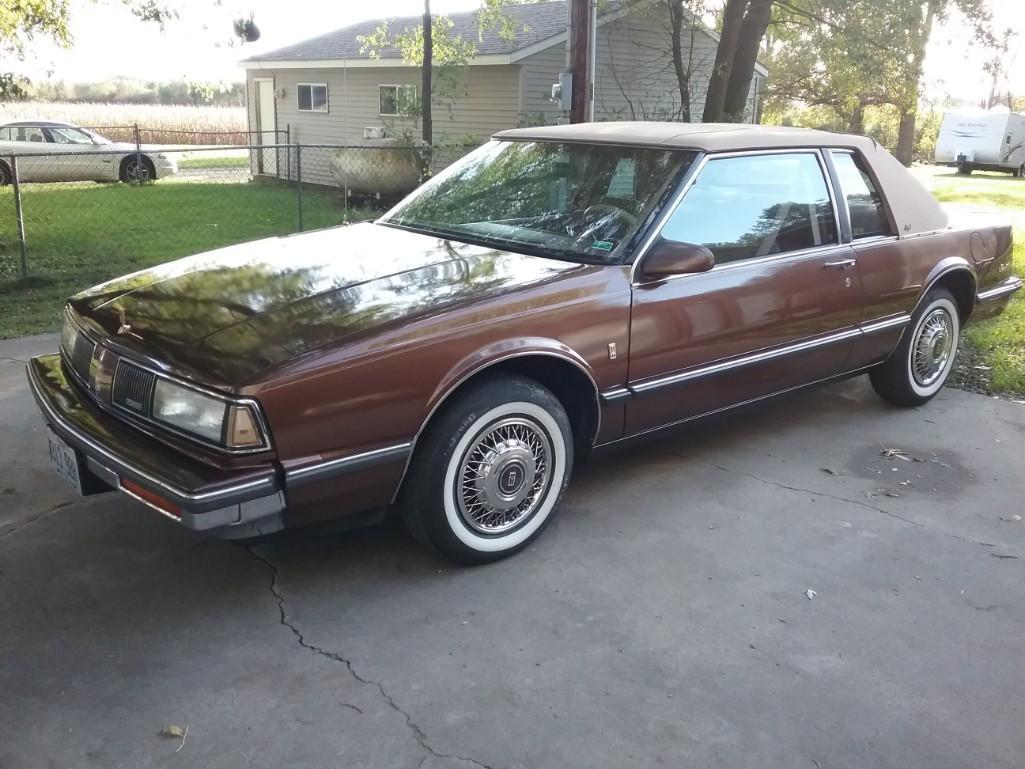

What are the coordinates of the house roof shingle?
(245, 0, 578, 63)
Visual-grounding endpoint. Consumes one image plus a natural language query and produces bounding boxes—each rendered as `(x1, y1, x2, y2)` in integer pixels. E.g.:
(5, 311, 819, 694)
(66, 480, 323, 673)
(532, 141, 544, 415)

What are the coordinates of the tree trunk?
(702, 0, 747, 122)
(848, 103, 865, 135)
(421, 0, 432, 147)
(721, 0, 773, 122)
(667, 0, 691, 122)
(896, 109, 916, 167)
(894, 0, 937, 166)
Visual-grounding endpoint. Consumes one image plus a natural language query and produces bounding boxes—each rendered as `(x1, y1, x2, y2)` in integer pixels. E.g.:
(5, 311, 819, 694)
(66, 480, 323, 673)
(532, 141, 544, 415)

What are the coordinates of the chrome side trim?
(286, 443, 412, 488)
(630, 326, 863, 394)
(595, 365, 875, 449)
(977, 277, 1022, 303)
(27, 360, 277, 510)
(601, 386, 632, 403)
(860, 314, 911, 334)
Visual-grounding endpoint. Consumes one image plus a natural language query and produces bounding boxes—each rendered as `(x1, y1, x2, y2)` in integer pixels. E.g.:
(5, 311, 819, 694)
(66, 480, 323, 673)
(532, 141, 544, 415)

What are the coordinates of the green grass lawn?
(177, 154, 250, 170)
(911, 166, 1025, 395)
(0, 180, 377, 337)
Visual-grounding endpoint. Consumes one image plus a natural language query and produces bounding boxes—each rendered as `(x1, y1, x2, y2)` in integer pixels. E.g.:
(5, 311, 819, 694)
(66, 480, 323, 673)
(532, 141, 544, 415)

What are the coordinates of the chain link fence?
(0, 136, 481, 336)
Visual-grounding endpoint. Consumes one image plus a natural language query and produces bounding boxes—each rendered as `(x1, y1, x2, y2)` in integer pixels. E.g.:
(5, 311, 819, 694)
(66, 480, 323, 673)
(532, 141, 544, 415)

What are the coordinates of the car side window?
(660, 152, 837, 265)
(13, 127, 47, 143)
(0, 128, 11, 141)
(830, 151, 893, 239)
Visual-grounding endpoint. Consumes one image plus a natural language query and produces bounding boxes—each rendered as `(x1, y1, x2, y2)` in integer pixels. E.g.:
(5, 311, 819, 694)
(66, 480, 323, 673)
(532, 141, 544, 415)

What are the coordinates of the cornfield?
(0, 101, 248, 145)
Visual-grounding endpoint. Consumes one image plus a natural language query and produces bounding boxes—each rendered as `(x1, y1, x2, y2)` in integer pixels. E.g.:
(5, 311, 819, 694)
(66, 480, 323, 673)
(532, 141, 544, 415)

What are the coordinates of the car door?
(625, 150, 865, 435)
(826, 149, 918, 367)
(44, 126, 109, 181)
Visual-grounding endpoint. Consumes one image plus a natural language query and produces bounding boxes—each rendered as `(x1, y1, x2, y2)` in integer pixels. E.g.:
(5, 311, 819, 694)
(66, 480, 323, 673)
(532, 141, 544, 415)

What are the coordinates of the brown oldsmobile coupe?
(29, 123, 1021, 563)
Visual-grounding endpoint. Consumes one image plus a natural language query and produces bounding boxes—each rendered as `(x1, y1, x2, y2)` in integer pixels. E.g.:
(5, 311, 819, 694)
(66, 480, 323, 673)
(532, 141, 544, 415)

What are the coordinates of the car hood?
(69, 223, 582, 387)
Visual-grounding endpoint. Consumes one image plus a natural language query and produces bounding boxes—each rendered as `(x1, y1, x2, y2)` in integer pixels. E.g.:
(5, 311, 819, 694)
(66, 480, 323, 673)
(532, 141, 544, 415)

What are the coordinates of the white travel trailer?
(934, 111, 1025, 176)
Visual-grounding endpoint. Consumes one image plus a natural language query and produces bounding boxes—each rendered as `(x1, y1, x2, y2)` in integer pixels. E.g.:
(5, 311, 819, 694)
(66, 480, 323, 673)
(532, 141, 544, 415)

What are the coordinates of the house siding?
(245, 64, 522, 184)
(519, 6, 760, 125)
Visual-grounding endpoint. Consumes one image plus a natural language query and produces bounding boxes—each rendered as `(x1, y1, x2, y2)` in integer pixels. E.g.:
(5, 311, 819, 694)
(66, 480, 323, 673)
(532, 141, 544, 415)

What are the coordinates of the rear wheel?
(869, 287, 960, 406)
(400, 375, 574, 565)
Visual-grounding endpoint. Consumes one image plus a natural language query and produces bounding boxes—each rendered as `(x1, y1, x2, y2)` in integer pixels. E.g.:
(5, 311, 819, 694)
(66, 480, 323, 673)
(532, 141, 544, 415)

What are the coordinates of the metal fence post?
(133, 123, 142, 185)
(11, 155, 28, 278)
(296, 144, 304, 233)
(285, 124, 291, 182)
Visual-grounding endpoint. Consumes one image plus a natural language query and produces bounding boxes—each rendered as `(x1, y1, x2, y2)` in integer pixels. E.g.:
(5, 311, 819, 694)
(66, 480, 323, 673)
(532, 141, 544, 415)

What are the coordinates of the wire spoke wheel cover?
(456, 416, 554, 534)
(911, 307, 954, 387)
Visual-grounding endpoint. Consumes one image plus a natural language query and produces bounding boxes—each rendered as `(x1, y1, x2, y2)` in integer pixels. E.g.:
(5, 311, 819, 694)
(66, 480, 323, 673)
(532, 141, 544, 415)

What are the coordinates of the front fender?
(426, 336, 600, 419)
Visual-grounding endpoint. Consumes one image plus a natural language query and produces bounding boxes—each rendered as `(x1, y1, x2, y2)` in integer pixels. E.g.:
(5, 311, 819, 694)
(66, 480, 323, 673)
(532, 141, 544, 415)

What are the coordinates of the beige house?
(240, 0, 767, 183)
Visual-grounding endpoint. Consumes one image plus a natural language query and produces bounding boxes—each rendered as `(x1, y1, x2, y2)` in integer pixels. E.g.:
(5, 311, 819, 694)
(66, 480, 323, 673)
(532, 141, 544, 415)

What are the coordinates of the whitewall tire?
(400, 375, 574, 564)
(870, 287, 960, 406)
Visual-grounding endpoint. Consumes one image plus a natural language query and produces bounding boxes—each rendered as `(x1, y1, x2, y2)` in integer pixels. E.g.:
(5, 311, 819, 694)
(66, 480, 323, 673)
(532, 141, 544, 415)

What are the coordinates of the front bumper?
(27, 354, 284, 538)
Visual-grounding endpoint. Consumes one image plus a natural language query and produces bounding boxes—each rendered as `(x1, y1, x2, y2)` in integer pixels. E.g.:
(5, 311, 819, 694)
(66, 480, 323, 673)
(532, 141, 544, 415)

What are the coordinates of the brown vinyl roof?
(494, 122, 878, 152)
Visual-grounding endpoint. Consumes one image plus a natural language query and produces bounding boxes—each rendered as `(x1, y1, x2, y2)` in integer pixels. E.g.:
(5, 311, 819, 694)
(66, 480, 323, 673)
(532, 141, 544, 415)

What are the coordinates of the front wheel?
(869, 287, 960, 406)
(400, 375, 574, 565)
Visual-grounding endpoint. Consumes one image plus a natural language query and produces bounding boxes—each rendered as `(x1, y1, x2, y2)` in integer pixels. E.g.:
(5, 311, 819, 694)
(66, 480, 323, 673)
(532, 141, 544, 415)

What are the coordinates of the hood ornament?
(117, 308, 132, 337)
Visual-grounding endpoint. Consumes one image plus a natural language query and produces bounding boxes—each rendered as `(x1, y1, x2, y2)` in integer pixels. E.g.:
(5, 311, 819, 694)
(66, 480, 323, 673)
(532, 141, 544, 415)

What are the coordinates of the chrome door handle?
(823, 259, 857, 269)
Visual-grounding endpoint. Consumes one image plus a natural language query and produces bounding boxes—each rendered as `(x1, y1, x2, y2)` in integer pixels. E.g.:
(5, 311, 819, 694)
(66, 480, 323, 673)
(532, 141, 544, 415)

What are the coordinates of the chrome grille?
(112, 362, 155, 414)
(70, 333, 96, 383)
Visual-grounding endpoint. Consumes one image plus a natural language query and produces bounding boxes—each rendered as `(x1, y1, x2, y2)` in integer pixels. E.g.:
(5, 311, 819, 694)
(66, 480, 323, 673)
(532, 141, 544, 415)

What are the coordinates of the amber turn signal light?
(227, 405, 263, 448)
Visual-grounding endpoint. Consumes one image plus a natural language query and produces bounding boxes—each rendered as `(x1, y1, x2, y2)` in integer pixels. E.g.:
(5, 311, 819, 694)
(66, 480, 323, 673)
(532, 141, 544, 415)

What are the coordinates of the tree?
(358, 1, 522, 146)
(763, 0, 907, 133)
(1, 0, 175, 56)
(890, 0, 990, 165)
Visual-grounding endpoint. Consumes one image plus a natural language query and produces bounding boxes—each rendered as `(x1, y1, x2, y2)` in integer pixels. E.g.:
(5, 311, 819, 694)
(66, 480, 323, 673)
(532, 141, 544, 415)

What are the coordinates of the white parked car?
(0, 120, 178, 184)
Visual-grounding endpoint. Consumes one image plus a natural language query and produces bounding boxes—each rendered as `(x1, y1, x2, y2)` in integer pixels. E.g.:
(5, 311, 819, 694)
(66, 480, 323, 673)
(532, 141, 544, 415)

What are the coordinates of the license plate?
(46, 427, 84, 494)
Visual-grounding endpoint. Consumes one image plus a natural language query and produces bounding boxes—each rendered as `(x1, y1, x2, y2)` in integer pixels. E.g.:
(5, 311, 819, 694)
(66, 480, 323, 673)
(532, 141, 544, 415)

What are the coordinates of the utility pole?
(567, 0, 593, 123)
(422, 0, 432, 146)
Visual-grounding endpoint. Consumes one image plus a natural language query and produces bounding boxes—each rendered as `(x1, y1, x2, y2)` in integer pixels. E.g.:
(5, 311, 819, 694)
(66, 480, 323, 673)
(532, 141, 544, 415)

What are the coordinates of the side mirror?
(639, 239, 715, 280)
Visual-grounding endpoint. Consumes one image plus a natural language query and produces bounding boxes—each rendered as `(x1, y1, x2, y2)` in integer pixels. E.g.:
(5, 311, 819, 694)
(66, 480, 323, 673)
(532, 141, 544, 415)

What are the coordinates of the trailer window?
(830, 151, 893, 239)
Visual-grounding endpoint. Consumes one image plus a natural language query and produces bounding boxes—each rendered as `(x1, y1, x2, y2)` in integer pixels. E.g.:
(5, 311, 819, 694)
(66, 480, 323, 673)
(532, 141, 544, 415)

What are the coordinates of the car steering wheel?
(572, 204, 638, 249)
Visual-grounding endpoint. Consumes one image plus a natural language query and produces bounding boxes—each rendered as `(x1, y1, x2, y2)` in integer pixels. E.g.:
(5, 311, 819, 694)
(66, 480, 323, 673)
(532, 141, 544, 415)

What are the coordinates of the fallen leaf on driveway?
(999, 515, 1022, 523)
(159, 725, 189, 753)
(805, 589, 817, 600)
(880, 448, 910, 461)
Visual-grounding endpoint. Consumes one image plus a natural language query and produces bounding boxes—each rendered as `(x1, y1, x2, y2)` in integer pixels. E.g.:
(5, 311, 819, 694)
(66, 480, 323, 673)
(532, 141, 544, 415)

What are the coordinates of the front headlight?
(151, 378, 266, 449)
(152, 380, 228, 443)
(60, 315, 79, 357)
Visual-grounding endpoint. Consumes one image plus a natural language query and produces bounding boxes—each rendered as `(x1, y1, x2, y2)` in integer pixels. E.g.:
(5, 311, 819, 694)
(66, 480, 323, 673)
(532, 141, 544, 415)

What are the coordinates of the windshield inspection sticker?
(591, 240, 615, 252)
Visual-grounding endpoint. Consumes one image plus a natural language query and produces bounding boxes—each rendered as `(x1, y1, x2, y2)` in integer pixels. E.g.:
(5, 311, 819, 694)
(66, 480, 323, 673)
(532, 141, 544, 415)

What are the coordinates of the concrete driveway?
(2, 335, 1023, 769)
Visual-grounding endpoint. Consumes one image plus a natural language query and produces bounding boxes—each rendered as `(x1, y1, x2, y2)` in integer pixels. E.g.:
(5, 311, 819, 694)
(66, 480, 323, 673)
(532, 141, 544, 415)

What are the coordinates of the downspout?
(588, 0, 597, 121)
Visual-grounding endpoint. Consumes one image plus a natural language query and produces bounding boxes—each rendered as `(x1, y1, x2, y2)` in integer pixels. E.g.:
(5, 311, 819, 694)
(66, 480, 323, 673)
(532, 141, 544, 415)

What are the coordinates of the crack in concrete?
(0, 500, 74, 540)
(677, 452, 1013, 551)
(0, 356, 27, 364)
(675, 451, 927, 528)
(246, 546, 495, 769)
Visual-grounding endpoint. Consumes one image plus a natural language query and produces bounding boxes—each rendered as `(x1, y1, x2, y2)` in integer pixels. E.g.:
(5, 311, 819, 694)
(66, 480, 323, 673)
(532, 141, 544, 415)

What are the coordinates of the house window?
(379, 84, 418, 116)
(297, 83, 328, 113)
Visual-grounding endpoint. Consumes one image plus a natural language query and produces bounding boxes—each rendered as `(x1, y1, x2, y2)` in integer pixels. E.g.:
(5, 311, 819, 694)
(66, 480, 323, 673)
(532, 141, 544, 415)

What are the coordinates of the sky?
(10, 0, 1025, 106)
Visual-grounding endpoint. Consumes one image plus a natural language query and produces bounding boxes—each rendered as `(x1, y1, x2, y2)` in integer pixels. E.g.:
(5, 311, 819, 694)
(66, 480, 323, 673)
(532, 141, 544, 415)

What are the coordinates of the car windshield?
(381, 140, 696, 264)
(48, 127, 97, 145)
